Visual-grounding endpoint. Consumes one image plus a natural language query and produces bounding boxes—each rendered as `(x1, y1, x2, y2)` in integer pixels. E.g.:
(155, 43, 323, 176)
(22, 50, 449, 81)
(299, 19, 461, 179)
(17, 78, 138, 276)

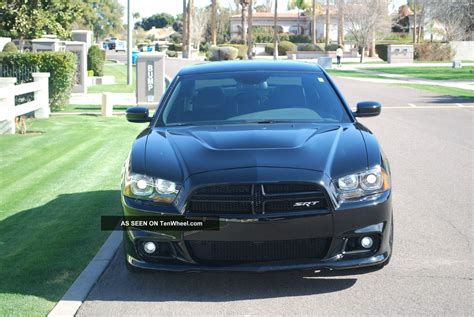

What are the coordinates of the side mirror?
(126, 106, 151, 123)
(354, 101, 381, 117)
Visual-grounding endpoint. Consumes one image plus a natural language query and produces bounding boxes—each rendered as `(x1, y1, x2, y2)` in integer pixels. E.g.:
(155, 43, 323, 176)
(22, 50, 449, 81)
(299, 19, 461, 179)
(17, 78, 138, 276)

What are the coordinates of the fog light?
(143, 241, 156, 254)
(360, 236, 373, 249)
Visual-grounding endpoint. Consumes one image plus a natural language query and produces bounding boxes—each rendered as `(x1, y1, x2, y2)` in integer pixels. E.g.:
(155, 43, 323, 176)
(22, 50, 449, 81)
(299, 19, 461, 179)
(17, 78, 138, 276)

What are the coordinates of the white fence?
(0, 72, 50, 134)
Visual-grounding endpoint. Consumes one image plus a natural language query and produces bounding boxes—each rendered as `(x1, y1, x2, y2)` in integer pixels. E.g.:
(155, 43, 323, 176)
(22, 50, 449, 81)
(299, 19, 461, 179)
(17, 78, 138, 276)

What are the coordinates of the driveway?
(77, 78, 473, 316)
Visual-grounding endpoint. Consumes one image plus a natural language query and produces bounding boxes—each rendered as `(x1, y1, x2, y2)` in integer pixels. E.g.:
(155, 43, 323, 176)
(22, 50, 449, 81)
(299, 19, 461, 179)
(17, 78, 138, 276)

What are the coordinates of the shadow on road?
(85, 247, 358, 302)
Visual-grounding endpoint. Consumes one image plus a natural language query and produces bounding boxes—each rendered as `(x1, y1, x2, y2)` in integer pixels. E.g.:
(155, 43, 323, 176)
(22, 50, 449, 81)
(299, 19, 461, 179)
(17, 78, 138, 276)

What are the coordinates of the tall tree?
(240, 0, 250, 41)
(273, 0, 278, 60)
(325, 0, 330, 46)
(344, 0, 390, 62)
(79, 0, 124, 41)
(211, 0, 217, 45)
(182, 0, 188, 58)
(337, 0, 345, 45)
(136, 13, 175, 31)
(247, 0, 253, 59)
(312, 0, 318, 44)
(186, 0, 194, 58)
(0, 0, 82, 39)
(412, 0, 417, 43)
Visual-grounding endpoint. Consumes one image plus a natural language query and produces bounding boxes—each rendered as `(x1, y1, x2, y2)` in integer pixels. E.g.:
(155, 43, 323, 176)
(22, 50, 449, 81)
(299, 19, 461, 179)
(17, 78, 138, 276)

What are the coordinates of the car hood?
(137, 123, 368, 182)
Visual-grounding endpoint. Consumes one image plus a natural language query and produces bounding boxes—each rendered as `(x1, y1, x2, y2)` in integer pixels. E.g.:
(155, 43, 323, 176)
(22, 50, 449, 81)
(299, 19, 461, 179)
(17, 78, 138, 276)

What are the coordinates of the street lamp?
(127, 0, 132, 85)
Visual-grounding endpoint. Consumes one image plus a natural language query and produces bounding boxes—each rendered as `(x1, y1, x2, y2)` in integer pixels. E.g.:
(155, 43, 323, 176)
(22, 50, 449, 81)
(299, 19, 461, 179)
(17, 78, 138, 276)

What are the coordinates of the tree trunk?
(186, 0, 193, 58)
(241, 4, 247, 42)
(417, 5, 424, 43)
(273, 0, 278, 60)
(338, 1, 344, 45)
(247, 0, 253, 59)
(325, 0, 330, 46)
(360, 46, 365, 63)
(211, 0, 217, 45)
(182, 0, 187, 58)
(412, 0, 417, 43)
(369, 30, 375, 57)
(312, 0, 317, 44)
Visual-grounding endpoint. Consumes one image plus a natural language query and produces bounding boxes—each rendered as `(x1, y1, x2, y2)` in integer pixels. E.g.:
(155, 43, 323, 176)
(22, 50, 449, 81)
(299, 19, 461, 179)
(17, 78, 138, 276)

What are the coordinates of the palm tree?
(186, 0, 193, 58)
(182, 0, 187, 58)
(294, 0, 306, 35)
(312, 0, 317, 44)
(337, 0, 344, 46)
(211, 0, 217, 45)
(247, 0, 253, 59)
(240, 0, 250, 42)
(273, 0, 278, 60)
(325, 0, 330, 46)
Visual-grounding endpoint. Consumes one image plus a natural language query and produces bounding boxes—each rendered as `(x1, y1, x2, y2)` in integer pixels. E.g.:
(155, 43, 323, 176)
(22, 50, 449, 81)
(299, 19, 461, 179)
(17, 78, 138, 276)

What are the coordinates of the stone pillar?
(65, 41, 88, 93)
(136, 53, 165, 108)
(32, 72, 50, 118)
(101, 93, 114, 117)
(32, 38, 61, 52)
(71, 30, 93, 50)
(0, 77, 17, 134)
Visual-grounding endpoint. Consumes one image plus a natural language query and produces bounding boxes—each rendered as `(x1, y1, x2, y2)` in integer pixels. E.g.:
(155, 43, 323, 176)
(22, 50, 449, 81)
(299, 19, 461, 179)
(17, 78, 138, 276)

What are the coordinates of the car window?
(160, 71, 350, 126)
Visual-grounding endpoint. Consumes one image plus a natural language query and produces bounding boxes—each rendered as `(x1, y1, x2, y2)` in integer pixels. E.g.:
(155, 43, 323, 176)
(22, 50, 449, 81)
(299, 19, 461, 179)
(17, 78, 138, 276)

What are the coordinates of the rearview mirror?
(126, 106, 151, 123)
(354, 101, 381, 117)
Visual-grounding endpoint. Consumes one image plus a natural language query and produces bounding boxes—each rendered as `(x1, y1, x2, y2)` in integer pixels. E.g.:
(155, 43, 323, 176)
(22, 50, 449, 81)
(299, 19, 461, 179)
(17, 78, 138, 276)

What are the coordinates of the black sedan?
(121, 61, 393, 272)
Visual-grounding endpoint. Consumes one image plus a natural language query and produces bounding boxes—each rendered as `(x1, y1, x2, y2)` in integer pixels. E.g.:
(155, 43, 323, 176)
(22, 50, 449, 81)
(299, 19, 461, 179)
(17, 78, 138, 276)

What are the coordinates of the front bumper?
(122, 190, 393, 272)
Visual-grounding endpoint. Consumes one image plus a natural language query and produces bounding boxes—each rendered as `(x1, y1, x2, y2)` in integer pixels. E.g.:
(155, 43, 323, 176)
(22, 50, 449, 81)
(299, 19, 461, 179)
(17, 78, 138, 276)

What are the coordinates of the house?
(230, 7, 343, 42)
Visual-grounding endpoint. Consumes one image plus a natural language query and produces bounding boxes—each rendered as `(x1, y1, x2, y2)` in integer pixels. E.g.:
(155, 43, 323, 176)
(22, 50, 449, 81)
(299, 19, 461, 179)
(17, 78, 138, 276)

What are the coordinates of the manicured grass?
(325, 69, 387, 79)
(0, 116, 143, 316)
(87, 63, 136, 93)
(397, 84, 474, 99)
(369, 66, 474, 81)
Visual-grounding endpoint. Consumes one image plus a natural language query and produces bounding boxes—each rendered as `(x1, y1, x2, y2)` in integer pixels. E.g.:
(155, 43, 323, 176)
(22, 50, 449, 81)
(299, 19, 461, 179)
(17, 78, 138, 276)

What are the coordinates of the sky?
(118, 0, 407, 22)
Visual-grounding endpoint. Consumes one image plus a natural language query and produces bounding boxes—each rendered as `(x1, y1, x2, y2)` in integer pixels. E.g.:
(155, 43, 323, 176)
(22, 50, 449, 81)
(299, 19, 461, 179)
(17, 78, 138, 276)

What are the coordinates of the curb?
(48, 230, 122, 317)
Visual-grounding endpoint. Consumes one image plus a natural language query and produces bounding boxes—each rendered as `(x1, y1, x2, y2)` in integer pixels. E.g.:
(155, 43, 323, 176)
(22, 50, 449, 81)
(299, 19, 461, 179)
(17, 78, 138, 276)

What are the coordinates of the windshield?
(159, 71, 351, 126)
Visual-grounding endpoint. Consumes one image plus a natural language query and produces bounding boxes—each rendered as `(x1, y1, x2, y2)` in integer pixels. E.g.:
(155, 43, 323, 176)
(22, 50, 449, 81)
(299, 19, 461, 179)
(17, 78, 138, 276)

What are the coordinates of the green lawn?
(0, 116, 143, 316)
(325, 69, 388, 79)
(397, 84, 474, 99)
(368, 66, 474, 81)
(87, 63, 136, 93)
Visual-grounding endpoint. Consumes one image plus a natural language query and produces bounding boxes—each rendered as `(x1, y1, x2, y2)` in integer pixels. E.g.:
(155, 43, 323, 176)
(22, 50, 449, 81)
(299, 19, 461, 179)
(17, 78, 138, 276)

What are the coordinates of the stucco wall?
(450, 41, 474, 61)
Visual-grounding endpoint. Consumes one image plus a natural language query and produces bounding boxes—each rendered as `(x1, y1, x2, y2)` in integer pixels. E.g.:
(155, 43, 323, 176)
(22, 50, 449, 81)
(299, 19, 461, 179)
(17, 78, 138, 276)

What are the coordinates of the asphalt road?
(77, 78, 473, 316)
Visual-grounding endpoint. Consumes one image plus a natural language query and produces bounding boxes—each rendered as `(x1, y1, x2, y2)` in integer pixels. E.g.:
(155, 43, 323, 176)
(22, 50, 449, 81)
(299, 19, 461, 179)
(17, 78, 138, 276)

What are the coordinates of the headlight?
(123, 171, 180, 203)
(333, 166, 390, 202)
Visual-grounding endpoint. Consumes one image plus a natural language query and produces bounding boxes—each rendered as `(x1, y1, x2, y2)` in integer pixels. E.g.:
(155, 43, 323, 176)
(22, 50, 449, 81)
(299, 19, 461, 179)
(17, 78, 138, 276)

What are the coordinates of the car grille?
(187, 183, 329, 215)
(186, 238, 331, 263)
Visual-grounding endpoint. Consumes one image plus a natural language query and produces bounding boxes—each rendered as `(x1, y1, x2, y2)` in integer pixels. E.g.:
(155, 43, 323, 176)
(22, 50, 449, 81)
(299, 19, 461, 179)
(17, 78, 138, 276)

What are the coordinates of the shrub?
(220, 44, 248, 59)
(200, 42, 211, 53)
(168, 43, 182, 51)
(375, 44, 388, 61)
(0, 52, 77, 111)
(209, 46, 239, 61)
(325, 44, 340, 51)
(264, 41, 296, 56)
(297, 44, 323, 51)
(289, 34, 311, 44)
(229, 38, 245, 44)
(166, 50, 177, 58)
(87, 70, 94, 77)
(87, 45, 105, 77)
(2, 42, 18, 53)
(414, 42, 454, 61)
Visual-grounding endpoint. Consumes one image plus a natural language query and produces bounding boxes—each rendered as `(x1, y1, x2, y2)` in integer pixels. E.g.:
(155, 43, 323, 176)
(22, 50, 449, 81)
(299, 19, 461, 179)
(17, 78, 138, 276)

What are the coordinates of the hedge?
(264, 41, 296, 56)
(219, 44, 248, 59)
(2, 42, 18, 53)
(375, 44, 388, 61)
(414, 43, 454, 61)
(87, 45, 105, 76)
(325, 44, 340, 51)
(0, 52, 77, 111)
(289, 34, 311, 44)
(209, 46, 239, 61)
(297, 44, 323, 51)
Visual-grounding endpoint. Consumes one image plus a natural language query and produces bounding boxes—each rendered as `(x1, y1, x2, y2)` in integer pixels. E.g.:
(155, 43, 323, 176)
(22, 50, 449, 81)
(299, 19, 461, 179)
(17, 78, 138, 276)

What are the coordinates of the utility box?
(136, 53, 166, 108)
(387, 45, 414, 63)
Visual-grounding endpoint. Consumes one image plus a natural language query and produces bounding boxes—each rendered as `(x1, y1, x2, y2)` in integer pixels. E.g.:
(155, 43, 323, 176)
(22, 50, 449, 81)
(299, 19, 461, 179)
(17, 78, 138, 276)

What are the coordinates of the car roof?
(177, 60, 324, 76)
